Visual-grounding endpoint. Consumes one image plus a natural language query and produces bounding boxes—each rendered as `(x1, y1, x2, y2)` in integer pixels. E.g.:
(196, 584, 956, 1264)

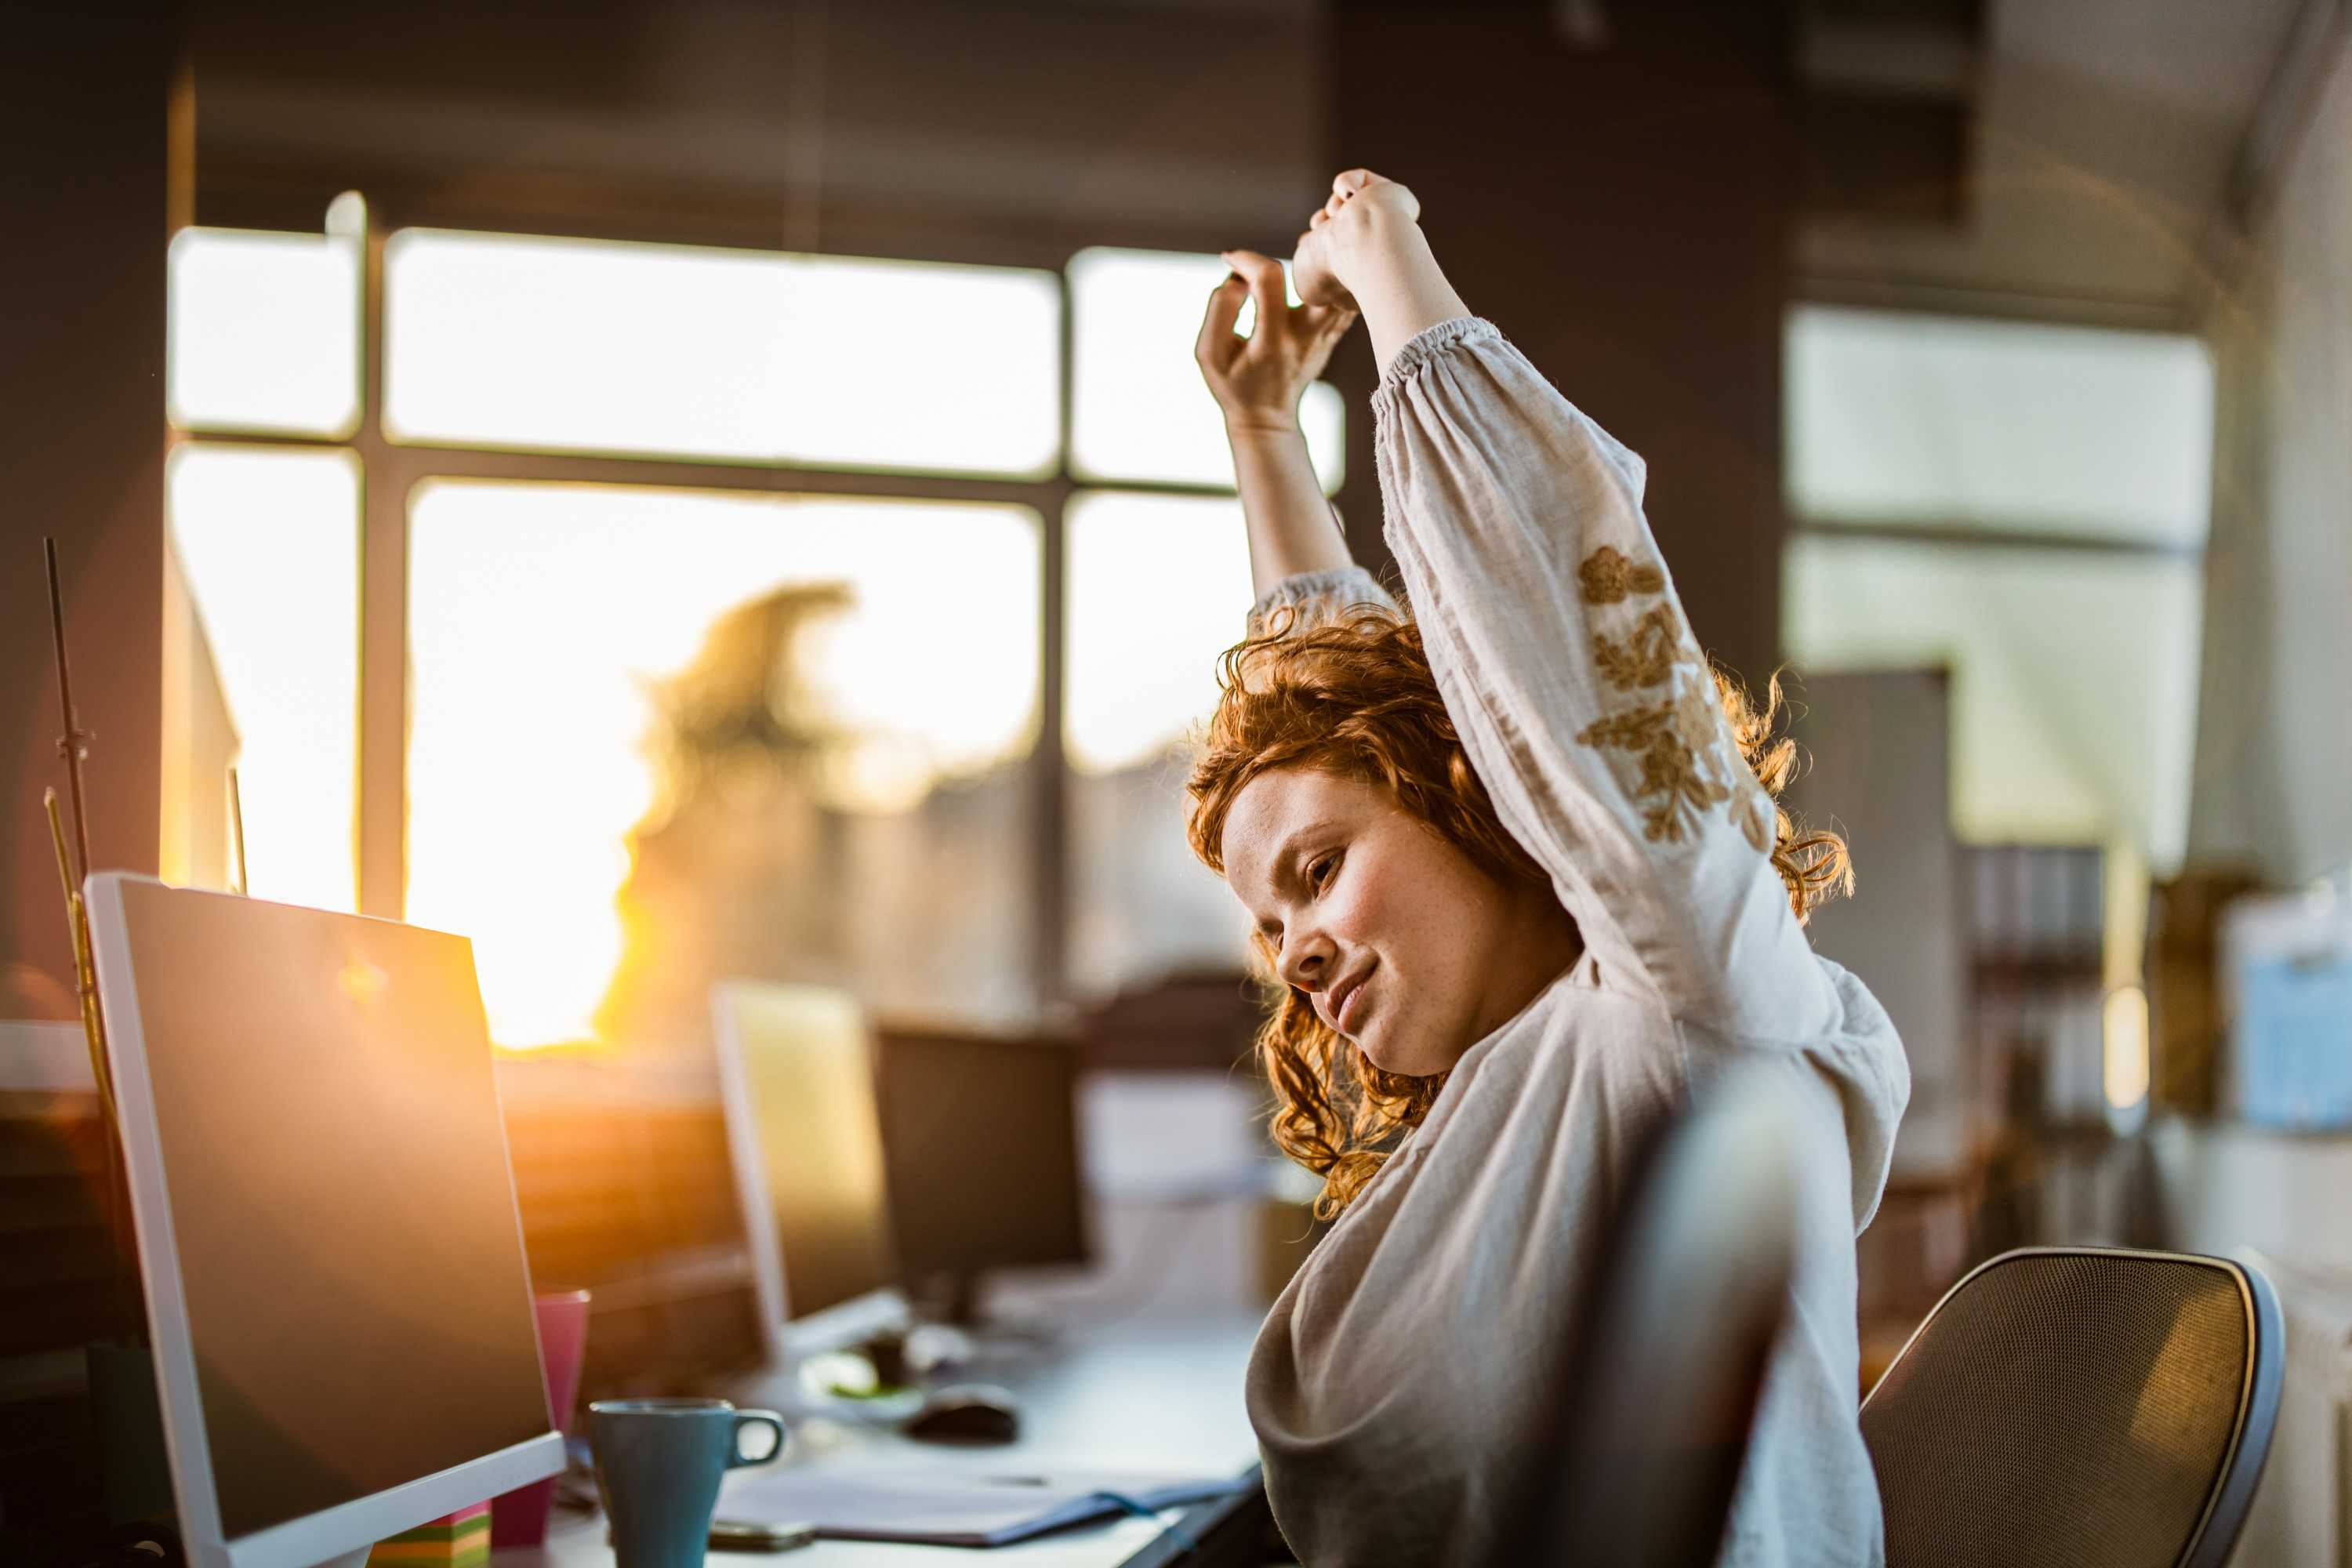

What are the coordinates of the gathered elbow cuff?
(1379, 316, 1500, 390)
(1245, 565, 1401, 640)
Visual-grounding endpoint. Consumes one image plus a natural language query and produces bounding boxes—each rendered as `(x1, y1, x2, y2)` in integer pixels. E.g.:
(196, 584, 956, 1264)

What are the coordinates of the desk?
(510, 1312, 1269, 1568)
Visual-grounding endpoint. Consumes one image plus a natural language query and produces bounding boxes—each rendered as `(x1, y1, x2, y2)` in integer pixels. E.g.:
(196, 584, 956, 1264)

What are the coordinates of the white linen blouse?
(1241, 318, 1910, 1567)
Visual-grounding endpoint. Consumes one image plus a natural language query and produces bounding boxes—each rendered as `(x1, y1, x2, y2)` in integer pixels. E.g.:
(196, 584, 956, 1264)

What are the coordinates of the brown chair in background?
(1863, 1247, 2282, 1568)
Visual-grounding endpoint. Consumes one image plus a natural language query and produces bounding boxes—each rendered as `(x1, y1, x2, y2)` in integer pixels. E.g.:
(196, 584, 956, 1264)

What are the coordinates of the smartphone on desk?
(710, 1519, 818, 1552)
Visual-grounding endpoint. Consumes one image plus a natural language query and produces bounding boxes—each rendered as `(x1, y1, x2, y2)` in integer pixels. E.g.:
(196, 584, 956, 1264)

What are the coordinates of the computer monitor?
(710, 982, 905, 1363)
(85, 875, 563, 1568)
(871, 1026, 1089, 1324)
(494, 1051, 771, 1404)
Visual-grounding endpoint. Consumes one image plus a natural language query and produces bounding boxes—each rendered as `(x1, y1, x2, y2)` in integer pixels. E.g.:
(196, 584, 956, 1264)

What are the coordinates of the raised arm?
(1196, 250, 1370, 608)
(1298, 172, 1842, 1045)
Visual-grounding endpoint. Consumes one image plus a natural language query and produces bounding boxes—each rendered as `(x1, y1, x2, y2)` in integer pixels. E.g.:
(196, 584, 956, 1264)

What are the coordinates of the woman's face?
(1221, 765, 1573, 1077)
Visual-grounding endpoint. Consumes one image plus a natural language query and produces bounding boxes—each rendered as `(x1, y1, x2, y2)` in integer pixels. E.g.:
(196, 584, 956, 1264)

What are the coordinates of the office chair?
(1863, 1247, 2284, 1568)
(1495, 1065, 1804, 1568)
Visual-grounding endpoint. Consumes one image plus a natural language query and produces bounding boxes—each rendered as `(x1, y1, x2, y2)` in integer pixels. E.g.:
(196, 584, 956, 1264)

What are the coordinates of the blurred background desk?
(519, 1313, 1270, 1568)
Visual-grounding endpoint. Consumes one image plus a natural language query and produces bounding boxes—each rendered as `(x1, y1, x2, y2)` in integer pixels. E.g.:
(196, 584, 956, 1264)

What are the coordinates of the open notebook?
(720, 1465, 1251, 1548)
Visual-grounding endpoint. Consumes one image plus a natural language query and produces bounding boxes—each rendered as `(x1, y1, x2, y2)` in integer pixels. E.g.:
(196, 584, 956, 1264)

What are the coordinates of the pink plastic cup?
(491, 1290, 591, 1548)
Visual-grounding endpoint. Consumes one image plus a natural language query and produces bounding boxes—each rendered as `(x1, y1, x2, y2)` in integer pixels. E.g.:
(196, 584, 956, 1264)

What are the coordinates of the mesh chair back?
(1496, 1065, 1802, 1568)
(1863, 1247, 2283, 1568)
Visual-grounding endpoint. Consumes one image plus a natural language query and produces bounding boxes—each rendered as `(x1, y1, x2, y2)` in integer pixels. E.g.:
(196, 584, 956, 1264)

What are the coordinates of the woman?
(1189, 169, 1910, 1566)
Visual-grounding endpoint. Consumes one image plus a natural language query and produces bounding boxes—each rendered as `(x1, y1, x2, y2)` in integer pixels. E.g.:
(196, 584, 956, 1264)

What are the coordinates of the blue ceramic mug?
(590, 1398, 789, 1568)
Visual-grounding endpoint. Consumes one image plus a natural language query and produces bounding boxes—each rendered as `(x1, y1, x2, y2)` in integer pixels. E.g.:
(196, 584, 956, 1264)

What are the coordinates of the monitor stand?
(910, 1272, 1060, 1354)
(852, 1327, 914, 1387)
(898, 1269, 992, 1329)
(935, 1271, 988, 1330)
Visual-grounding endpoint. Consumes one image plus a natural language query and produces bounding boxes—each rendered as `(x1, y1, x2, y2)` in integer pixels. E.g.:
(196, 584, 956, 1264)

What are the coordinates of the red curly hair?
(1185, 599, 1851, 1218)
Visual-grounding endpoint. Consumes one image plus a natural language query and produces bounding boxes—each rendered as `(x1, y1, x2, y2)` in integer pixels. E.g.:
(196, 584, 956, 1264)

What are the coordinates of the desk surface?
(506, 1312, 1266, 1568)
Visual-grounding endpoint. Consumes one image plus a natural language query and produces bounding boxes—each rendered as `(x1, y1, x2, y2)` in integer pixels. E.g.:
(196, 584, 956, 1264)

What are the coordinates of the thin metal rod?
(48, 787, 136, 1340)
(45, 788, 116, 1130)
(229, 767, 249, 896)
(43, 542, 136, 1336)
(44, 537, 94, 886)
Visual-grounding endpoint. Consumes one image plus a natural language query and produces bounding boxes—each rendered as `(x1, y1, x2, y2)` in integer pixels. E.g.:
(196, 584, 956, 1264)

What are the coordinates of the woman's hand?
(1195, 249, 1356, 434)
(1293, 169, 1421, 311)
(1294, 169, 1465, 379)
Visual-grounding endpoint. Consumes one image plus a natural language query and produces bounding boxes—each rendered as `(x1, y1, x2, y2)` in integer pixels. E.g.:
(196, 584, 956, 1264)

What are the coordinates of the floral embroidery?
(1669, 681, 1721, 759)
(1575, 682, 1739, 844)
(1577, 545, 1664, 605)
(1575, 637, 1772, 850)
(1577, 544, 1767, 852)
(1592, 604, 1682, 691)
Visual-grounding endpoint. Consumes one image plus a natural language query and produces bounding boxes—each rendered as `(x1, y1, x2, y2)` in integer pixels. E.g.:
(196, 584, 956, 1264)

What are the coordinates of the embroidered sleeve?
(1370, 318, 1837, 1041)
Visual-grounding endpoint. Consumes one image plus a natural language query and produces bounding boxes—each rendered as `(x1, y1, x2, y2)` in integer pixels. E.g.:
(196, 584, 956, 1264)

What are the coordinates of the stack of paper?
(722, 1466, 1247, 1548)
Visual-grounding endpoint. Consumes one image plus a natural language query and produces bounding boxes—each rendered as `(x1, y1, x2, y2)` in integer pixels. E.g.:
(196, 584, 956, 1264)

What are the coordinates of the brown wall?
(1328, 2, 1794, 688)
(187, 0, 1332, 263)
(0, 9, 172, 1015)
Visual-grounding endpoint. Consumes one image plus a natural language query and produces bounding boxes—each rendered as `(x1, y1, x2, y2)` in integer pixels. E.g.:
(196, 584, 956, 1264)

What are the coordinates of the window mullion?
(1035, 485, 1071, 1013)
(357, 212, 406, 921)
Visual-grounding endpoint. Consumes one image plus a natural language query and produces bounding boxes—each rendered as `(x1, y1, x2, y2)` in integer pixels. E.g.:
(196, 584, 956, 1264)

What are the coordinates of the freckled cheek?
(1321, 866, 1396, 951)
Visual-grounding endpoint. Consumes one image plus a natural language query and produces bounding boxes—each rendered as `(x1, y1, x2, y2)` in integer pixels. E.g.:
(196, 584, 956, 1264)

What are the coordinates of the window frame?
(172, 195, 1287, 1015)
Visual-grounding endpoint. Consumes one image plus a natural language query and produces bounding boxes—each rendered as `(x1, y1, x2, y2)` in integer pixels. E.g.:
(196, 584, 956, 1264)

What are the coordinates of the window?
(1064, 492, 1258, 993)
(164, 444, 361, 913)
(386, 232, 1062, 475)
(1785, 307, 2212, 547)
(165, 205, 1343, 1047)
(1064, 491, 1254, 779)
(1783, 535, 2202, 866)
(1070, 247, 1344, 492)
(1782, 307, 2212, 874)
(169, 211, 363, 438)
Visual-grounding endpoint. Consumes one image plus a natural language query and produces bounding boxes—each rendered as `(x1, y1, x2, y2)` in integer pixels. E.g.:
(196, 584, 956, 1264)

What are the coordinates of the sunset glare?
(406, 481, 1040, 1048)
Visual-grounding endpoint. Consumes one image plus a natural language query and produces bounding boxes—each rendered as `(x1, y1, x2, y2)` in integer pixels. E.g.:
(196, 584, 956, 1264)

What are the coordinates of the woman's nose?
(1279, 931, 1332, 990)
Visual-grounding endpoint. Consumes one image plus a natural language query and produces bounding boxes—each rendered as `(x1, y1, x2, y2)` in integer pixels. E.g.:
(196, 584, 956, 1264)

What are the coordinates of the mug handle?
(729, 1409, 789, 1468)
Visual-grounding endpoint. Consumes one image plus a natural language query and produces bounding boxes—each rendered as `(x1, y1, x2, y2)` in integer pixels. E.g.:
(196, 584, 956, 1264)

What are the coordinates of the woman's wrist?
(1225, 411, 1307, 441)
(1333, 216, 1471, 377)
